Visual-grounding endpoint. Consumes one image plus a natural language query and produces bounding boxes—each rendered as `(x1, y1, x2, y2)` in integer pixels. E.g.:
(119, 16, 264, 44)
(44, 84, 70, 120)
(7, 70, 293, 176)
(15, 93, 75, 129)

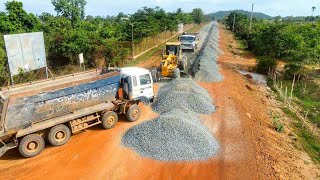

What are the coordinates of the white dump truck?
(179, 33, 200, 52)
(0, 67, 154, 158)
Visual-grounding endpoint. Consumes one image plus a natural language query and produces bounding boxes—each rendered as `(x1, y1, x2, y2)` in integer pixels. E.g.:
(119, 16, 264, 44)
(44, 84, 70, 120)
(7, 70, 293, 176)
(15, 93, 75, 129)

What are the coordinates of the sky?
(0, 0, 319, 17)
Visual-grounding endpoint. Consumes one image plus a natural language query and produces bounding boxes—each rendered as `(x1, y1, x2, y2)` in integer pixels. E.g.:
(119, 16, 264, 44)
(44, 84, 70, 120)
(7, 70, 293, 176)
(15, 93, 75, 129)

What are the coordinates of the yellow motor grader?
(159, 42, 188, 79)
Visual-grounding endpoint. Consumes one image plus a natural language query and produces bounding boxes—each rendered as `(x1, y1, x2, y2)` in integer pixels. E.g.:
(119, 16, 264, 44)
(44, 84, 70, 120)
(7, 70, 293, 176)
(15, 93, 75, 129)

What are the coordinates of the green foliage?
(279, 80, 320, 125)
(256, 57, 277, 74)
(283, 62, 303, 79)
(0, 34, 8, 84)
(0, 1, 41, 33)
(225, 12, 250, 40)
(282, 108, 320, 164)
(51, 0, 87, 26)
(191, 8, 205, 24)
(208, 10, 271, 20)
(0, 1, 204, 85)
(225, 13, 320, 71)
(13, 68, 38, 84)
(269, 111, 284, 133)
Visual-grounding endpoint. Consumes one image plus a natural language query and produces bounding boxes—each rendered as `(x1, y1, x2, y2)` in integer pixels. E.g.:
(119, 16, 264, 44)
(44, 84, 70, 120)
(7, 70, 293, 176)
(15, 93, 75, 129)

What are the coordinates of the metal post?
(45, 66, 49, 79)
(249, 3, 254, 32)
(232, 12, 236, 31)
(10, 75, 14, 85)
(131, 24, 135, 60)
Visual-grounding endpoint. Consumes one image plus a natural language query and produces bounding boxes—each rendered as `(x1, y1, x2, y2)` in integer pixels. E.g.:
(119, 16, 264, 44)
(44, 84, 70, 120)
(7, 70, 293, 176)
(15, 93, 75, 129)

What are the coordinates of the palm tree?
(312, 6, 316, 16)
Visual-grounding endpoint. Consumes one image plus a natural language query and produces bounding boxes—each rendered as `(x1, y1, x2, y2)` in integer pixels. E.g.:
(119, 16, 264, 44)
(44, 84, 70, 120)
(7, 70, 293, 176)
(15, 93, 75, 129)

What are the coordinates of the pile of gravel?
(151, 78, 215, 114)
(193, 22, 223, 83)
(121, 109, 220, 161)
(121, 78, 220, 162)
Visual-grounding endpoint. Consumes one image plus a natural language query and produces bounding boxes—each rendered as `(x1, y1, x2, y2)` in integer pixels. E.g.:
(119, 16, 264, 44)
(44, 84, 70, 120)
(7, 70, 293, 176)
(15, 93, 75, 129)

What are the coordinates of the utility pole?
(311, 6, 316, 22)
(121, 17, 135, 60)
(249, 3, 254, 32)
(131, 23, 134, 60)
(232, 12, 236, 31)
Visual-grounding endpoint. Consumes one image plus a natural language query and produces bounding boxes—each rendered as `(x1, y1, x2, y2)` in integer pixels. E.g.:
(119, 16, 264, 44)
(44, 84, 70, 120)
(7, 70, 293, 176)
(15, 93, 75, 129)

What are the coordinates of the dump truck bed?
(0, 69, 121, 134)
(0, 70, 118, 100)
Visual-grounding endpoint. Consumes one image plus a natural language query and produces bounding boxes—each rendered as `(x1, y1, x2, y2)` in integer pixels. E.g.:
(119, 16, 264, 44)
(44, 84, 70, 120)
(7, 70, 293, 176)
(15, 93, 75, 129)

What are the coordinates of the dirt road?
(0, 25, 319, 180)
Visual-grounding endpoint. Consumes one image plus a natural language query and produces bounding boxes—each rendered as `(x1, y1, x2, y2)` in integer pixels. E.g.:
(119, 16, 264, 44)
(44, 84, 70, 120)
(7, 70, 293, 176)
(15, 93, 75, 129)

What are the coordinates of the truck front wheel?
(48, 124, 71, 147)
(101, 111, 118, 129)
(19, 134, 45, 158)
(127, 104, 141, 122)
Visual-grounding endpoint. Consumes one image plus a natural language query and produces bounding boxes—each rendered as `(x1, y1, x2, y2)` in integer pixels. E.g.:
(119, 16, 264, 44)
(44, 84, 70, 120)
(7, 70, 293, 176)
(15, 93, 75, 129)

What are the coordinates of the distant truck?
(179, 32, 200, 52)
(0, 67, 154, 158)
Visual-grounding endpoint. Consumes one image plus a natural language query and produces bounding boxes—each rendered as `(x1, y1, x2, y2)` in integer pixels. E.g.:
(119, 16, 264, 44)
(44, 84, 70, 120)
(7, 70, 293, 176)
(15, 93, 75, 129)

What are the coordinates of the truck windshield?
(140, 74, 151, 85)
(180, 36, 195, 41)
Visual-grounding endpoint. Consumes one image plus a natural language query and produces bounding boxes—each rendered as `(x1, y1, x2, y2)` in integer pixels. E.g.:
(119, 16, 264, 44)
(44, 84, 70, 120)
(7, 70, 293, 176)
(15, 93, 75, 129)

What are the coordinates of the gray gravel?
(121, 78, 219, 162)
(121, 109, 220, 161)
(193, 22, 223, 83)
(151, 78, 215, 114)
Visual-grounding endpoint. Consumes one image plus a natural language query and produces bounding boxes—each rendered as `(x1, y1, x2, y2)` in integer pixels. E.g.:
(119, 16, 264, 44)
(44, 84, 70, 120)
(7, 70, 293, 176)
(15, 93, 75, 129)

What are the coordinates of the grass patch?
(235, 37, 247, 50)
(269, 77, 320, 164)
(279, 80, 320, 124)
(125, 24, 206, 67)
(269, 111, 284, 132)
(281, 108, 320, 164)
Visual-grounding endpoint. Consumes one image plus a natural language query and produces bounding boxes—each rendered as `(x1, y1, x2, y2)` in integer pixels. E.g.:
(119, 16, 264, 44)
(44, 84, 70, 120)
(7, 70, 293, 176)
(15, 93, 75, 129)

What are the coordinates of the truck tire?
(126, 104, 141, 122)
(19, 134, 45, 158)
(174, 68, 180, 78)
(48, 124, 71, 147)
(101, 111, 118, 129)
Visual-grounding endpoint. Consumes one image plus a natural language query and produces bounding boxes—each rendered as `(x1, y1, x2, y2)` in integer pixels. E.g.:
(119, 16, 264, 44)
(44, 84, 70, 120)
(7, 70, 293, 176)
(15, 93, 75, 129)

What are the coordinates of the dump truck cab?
(120, 67, 154, 103)
(179, 33, 199, 52)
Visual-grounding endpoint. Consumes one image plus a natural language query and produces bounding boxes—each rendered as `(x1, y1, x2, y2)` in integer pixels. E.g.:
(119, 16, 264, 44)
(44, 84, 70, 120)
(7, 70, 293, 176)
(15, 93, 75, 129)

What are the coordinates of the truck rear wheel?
(101, 111, 118, 129)
(48, 124, 71, 147)
(19, 134, 45, 158)
(126, 104, 141, 122)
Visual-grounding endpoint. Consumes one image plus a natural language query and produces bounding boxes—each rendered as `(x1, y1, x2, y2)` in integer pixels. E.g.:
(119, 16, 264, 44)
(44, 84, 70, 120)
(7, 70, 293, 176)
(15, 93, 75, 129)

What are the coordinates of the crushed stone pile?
(121, 109, 220, 161)
(193, 22, 223, 83)
(151, 78, 215, 114)
(122, 79, 220, 162)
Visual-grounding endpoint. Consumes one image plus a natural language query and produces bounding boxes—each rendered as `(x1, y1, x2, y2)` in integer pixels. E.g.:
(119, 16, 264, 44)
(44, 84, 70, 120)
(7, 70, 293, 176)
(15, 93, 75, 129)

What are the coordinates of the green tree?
(0, 1, 40, 33)
(0, 34, 8, 84)
(51, 0, 87, 26)
(191, 8, 205, 24)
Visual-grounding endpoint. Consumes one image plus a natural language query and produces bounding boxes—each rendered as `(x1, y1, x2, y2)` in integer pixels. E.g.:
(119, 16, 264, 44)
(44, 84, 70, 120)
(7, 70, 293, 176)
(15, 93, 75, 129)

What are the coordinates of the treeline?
(224, 12, 320, 78)
(0, 0, 207, 84)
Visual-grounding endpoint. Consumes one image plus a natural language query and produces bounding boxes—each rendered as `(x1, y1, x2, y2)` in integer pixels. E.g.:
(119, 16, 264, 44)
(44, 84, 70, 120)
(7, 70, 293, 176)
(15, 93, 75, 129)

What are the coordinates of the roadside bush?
(283, 62, 303, 79)
(256, 56, 277, 74)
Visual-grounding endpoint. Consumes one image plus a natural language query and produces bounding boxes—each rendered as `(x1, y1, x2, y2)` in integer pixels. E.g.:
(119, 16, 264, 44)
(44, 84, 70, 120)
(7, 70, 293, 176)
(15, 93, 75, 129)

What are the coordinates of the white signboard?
(4, 32, 47, 76)
(79, 53, 84, 64)
(178, 23, 184, 33)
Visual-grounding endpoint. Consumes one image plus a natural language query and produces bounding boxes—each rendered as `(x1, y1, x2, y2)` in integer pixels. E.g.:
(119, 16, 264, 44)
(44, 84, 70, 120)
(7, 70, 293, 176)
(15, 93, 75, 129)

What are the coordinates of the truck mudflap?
(0, 138, 18, 157)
